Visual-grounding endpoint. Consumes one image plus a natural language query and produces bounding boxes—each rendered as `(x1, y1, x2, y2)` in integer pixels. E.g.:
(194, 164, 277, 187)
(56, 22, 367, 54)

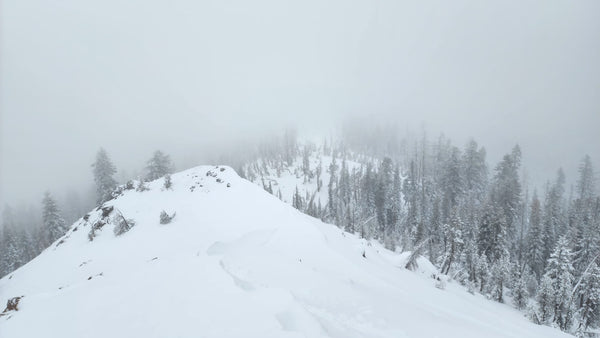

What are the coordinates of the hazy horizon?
(2, 0, 599, 208)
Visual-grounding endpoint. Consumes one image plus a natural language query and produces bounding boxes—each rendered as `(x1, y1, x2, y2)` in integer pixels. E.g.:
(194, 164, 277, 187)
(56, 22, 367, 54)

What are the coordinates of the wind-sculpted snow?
(0, 166, 568, 337)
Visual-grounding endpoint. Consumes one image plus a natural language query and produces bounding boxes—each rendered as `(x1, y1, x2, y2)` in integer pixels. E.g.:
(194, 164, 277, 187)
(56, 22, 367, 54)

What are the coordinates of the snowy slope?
(0, 166, 568, 338)
(245, 153, 362, 207)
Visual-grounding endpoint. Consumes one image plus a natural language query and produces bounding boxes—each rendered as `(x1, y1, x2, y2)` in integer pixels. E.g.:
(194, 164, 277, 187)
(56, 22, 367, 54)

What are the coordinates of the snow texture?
(0, 166, 568, 337)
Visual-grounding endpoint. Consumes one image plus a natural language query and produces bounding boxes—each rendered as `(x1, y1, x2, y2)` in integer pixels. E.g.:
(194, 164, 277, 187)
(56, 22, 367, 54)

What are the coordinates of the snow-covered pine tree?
(301, 146, 312, 183)
(327, 155, 338, 218)
(386, 165, 402, 247)
(461, 139, 488, 203)
(92, 148, 118, 204)
(575, 262, 600, 334)
(572, 156, 597, 276)
(478, 203, 508, 264)
(42, 191, 67, 246)
(440, 146, 463, 222)
(490, 145, 522, 258)
(375, 157, 393, 241)
(535, 274, 555, 325)
(542, 169, 566, 266)
(0, 207, 27, 277)
(361, 162, 376, 223)
(292, 186, 304, 211)
(402, 160, 420, 245)
(145, 150, 173, 181)
(527, 191, 545, 279)
(512, 272, 530, 310)
(316, 157, 323, 192)
(440, 209, 464, 275)
(545, 236, 575, 331)
(461, 237, 479, 285)
(576, 155, 596, 202)
(489, 254, 511, 303)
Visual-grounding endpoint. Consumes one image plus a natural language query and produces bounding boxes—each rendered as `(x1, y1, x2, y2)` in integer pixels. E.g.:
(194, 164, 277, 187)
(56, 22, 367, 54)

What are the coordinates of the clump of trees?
(1, 148, 177, 278)
(0, 192, 68, 277)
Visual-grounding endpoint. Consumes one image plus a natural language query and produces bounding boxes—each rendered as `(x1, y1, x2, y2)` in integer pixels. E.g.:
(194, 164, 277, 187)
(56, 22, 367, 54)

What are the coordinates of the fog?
(1, 0, 599, 208)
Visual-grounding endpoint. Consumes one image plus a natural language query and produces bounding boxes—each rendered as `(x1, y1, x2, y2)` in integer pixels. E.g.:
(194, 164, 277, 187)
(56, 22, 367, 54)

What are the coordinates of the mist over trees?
(0, 148, 175, 278)
(242, 128, 599, 335)
(145, 150, 173, 182)
(0, 127, 598, 335)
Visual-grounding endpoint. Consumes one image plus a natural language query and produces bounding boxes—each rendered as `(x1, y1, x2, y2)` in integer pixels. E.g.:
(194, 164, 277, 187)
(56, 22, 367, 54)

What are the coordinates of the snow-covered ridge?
(0, 165, 567, 337)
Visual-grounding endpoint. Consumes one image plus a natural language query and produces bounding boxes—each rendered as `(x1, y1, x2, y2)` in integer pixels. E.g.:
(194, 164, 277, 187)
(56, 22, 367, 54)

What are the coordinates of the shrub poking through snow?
(101, 206, 113, 217)
(88, 206, 134, 240)
(88, 220, 106, 241)
(113, 210, 135, 236)
(136, 179, 149, 192)
(164, 174, 172, 190)
(1, 296, 23, 316)
(160, 211, 176, 224)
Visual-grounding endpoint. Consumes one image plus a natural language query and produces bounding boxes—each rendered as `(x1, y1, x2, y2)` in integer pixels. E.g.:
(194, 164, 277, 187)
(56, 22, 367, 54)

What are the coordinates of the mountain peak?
(0, 165, 567, 338)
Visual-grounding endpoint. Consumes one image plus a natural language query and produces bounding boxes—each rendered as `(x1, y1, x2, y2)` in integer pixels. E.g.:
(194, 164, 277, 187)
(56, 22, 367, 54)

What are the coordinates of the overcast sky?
(1, 0, 599, 207)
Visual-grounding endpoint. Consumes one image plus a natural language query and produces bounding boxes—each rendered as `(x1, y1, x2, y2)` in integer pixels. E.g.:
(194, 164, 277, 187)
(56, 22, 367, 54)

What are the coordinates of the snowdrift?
(0, 166, 568, 337)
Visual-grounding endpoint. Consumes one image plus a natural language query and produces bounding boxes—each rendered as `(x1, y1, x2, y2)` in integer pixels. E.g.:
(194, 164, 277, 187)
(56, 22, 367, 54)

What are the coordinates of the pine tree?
(403, 160, 420, 245)
(489, 255, 511, 303)
(92, 148, 117, 204)
(461, 139, 488, 202)
(145, 150, 173, 181)
(42, 192, 67, 246)
(527, 191, 545, 279)
(490, 145, 522, 256)
(513, 272, 530, 310)
(302, 146, 312, 182)
(441, 147, 463, 222)
(440, 209, 464, 275)
(341, 159, 351, 204)
(292, 186, 304, 211)
(577, 155, 595, 202)
(535, 275, 556, 325)
(478, 203, 508, 263)
(545, 236, 575, 331)
(327, 155, 338, 217)
(542, 169, 566, 270)
(387, 166, 402, 245)
(361, 162, 376, 220)
(572, 156, 597, 276)
(0, 207, 26, 277)
(575, 262, 600, 333)
(461, 238, 479, 284)
(316, 157, 323, 192)
(375, 157, 393, 241)
(476, 253, 490, 292)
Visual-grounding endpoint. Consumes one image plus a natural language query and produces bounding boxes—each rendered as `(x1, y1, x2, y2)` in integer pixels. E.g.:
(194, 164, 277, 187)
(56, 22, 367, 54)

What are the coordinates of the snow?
(0, 166, 568, 337)
(246, 153, 362, 206)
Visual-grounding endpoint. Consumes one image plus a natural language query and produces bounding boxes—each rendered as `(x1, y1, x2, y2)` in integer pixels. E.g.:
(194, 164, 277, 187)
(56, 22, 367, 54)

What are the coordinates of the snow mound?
(0, 166, 567, 337)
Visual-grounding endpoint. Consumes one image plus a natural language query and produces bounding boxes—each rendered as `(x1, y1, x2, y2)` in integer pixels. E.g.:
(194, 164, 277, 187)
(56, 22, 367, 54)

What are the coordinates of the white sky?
(1, 0, 599, 206)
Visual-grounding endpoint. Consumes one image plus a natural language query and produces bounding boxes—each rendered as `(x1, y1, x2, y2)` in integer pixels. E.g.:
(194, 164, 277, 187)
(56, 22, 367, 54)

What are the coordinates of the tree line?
(2, 129, 598, 335)
(0, 149, 173, 277)
(244, 132, 599, 336)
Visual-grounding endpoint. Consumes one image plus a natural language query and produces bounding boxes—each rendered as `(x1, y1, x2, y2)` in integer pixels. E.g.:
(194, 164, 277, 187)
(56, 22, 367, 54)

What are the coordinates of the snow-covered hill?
(0, 166, 567, 338)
